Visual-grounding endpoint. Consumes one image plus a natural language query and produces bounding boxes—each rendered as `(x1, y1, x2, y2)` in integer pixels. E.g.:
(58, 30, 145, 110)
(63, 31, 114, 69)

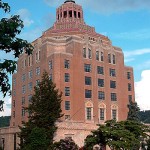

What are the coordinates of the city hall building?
(0, 0, 134, 149)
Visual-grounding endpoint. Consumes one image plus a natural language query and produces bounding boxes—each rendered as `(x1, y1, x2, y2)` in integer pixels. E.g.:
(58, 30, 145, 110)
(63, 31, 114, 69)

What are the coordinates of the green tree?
(84, 120, 150, 150)
(18, 71, 63, 150)
(127, 99, 140, 122)
(0, 0, 33, 111)
(53, 137, 79, 150)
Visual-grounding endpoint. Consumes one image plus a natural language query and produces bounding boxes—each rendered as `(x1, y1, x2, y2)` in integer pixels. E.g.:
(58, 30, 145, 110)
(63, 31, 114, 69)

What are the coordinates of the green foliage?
(127, 99, 140, 122)
(0, 116, 11, 127)
(53, 137, 79, 150)
(0, 0, 33, 110)
(139, 110, 150, 123)
(18, 71, 63, 150)
(84, 120, 150, 150)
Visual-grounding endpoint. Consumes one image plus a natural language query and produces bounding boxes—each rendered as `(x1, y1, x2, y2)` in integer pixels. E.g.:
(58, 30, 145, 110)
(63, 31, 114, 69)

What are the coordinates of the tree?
(18, 71, 63, 150)
(53, 137, 79, 150)
(0, 0, 33, 110)
(84, 120, 150, 150)
(127, 99, 140, 122)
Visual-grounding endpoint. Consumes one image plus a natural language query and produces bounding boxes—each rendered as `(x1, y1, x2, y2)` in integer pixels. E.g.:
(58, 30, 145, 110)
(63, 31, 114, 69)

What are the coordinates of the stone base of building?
(0, 121, 110, 150)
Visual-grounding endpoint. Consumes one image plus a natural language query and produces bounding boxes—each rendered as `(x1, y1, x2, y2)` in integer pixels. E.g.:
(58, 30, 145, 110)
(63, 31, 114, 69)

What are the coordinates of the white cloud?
(124, 48, 150, 58)
(44, 0, 150, 14)
(0, 97, 11, 117)
(135, 70, 150, 110)
(17, 9, 34, 27)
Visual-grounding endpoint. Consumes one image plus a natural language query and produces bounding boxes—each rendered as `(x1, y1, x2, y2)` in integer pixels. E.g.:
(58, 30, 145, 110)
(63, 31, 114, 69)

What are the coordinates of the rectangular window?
(110, 69, 116, 77)
(22, 108, 25, 117)
(97, 66, 104, 75)
(88, 48, 92, 59)
(98, 91, 105, 100)
(85, 76, 92, 85)
(127, 72, 131, 79)
(86, 108, 92, 120)
(98, 79, 104, 87)
(13, 111, 15, 118)
(112, 109, 117, 120)
(28, 70, 32, 79)
(64, 60, 70, 69)
(113, 54, 116, 64)
(22, 97, 25, 105)
(28, 95, 32, 103)
(96, 51, 99, 61)
(28, 56, 31, 66)
(13, 100, 15, 107)
(100, 52, 104, 61)
(22, 74, 26, 82)
(13, 78, 16, 86)
(22, 85, 26, 94)
(83, 48, 86, 58)
(28, 82, 32, 91)
(108, 54, 111, 63)
(100, 108, 105, 120)
(49, 60, 53, 69)
(36, 80, 40, 86)
(49, 74, 52, 81)
(65, 73, 70, 82)
(111, 93, 117, 101)
(84, 64, 91, 72)
(65, 87, 70, 96)
(36, 67, 40, 75)
(128, 83, 132, 91)
(128, 95, 132, 101)
(65, 101, 70, 110)
(85, 90, 92, 98)
(110, 80, 116, 89)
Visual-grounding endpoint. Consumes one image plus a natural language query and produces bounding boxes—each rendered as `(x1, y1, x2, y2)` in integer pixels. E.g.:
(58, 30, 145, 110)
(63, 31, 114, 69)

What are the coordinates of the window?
(84, 64, 91, 72)
(65, 115, 70, 120)
(85, 90, 92, 98)
(36, 80, 40, 86)
(100, 52, 104, 61)
(96, 51, 99, 61)
(49, 74, 52, 81)
(85, 77, 91, 85)
(86, 107, 92, 120)
(22, 74, 26, 82)
(88, 48, 92, 59)
(65, 101, 70, 110)
(98, 91, 105, 100)
(28, 56, 31, 66)
(110, 80, 116, 89)
(64, 11, 67, 18)
(65, 87, 70, 96)
(97, 66, 104, 75)
(127, 72, 131, 79)
(112, 109, 117, 120)
(69, 11, 72, 17)
(110, 69, 116, 77)
(108, 54, 111, 63)
(36, 52, 38, 61)
(100, 108, 105, 120)
(78, 12, 81, 18)
(128, 83, 132, 91)
(13, 78, 16, 86)
(111, 93, 117, 101)
(28, 82, 32, 91)
(13, 100, 15, 107)
(22, 85, 25, 94)
(113, 54, 116, 64)
(74, 11, 77, 18)
(36, 67, 40, 75)
(22, 97, 25, 105)
(98, 79, 104, 87)
(28, 95, 32, 103)
(13, 111, 15, 118)
(28, 70, 32, 79)
(22, 108, 25, 117)
(49, 60, 53, 69)
(64, 60, 70, 69)
(128, 95, 132, 101)
(83, 48, 86, 58)
(65, 73, 70, 82)
(13, 90, 16, 96)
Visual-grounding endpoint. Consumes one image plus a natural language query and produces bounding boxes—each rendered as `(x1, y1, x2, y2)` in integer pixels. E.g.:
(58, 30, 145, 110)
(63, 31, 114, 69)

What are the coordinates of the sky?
(0, 0, 150, 116)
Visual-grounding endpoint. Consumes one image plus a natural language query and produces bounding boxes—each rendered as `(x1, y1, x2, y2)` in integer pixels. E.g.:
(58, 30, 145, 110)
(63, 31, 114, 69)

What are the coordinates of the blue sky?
(0, 0, 150, 115)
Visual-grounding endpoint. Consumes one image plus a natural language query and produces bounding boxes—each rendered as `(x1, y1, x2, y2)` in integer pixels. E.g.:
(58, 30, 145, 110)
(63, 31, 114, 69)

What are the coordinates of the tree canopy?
(0, 0, 33, 111)
(18, 71, 63, 150)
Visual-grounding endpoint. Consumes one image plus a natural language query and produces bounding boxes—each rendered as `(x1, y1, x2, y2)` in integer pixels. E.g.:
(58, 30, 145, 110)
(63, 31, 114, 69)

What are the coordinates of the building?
(0, 0, 134, 149)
